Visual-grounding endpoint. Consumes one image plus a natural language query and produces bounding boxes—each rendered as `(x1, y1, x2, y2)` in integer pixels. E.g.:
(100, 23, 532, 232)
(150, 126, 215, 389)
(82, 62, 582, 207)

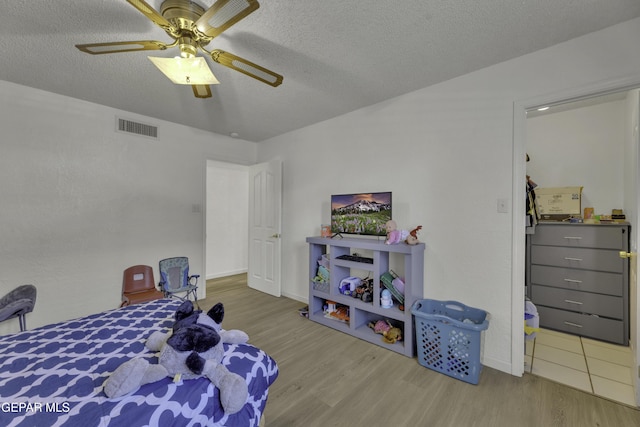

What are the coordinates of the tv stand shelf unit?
(306, 236, 425, 357)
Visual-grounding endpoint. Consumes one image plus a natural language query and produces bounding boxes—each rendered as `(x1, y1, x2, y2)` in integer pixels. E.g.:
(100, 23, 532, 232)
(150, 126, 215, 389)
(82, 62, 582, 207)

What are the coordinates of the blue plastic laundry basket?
(411, 299, 489, 385)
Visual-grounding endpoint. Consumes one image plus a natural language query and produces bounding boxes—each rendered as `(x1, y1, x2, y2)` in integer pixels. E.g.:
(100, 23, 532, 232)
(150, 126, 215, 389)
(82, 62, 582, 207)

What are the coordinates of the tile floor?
(525, 328, 637, 407)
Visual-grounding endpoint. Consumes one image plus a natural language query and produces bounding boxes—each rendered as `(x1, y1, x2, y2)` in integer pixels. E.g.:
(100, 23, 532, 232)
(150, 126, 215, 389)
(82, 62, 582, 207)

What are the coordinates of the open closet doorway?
(205, 160, 249, 280)
(521, 88, 640, 407)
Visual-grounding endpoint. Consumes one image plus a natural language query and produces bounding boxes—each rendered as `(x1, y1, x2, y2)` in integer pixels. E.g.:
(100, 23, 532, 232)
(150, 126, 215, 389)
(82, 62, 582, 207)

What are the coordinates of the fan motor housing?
(161, 0, 206, 31)
(161, 0, 205, 23)
(160, 0, 212, 51)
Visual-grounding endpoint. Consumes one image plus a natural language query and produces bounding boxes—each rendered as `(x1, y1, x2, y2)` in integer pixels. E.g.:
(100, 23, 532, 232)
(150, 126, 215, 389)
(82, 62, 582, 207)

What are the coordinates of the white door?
(248, 159, 282, 297)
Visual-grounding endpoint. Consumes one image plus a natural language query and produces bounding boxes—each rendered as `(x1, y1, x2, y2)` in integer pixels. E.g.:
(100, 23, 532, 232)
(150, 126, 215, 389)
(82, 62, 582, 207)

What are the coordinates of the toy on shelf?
(380, 289, 393, 308)
(406, 226, 422, 245)
(324, 301, 350, 323)
(314, 256, 330, 283)
(353, 278, 373, 303)
(380, 270, 405, 310)
(368, 319, 403, 344)
(339, 276, 361, 296)
(330, 307, 349, 322)
(385, 220, 422, 245)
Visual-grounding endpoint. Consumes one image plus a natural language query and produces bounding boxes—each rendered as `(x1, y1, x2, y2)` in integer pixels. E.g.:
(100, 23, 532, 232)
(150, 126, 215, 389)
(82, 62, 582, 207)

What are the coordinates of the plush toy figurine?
(369, 319, 392, 334)
(385, 220, 422, 245)
(382, 326, 402, 344)
(103, 301, 249, 415)
(385, 220, 409, 245)
(405, 225, 423, 245)
(368, 319, 402, 344)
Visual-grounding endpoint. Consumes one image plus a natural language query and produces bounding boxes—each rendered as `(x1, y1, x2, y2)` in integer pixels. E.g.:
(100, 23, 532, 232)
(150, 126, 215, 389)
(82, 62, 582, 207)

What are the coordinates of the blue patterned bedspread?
(0, 299, 278, 426)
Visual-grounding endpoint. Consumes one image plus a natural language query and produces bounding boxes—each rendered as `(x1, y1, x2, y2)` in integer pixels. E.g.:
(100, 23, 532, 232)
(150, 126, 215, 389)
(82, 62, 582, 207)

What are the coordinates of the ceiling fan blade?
(126, 0, 175, 32)
(195, 0, 260, 38)
(76, 40, 172, 55)
(192, 85, 212, 98)
(210, 50, 283, 87)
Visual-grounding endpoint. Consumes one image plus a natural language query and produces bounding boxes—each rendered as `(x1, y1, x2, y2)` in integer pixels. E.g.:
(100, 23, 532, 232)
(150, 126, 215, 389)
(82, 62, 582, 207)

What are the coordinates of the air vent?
(116, 117, 158, 139)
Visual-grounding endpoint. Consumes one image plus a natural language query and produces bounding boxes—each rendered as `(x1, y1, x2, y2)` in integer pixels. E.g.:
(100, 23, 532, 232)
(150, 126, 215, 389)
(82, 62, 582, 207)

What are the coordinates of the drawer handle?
(564, 299, 583, 305)
(563, 278, 582, 283)
(564, 321, 583, 328)
(564, 257, 583, 262)
(563, 236, 582, 240)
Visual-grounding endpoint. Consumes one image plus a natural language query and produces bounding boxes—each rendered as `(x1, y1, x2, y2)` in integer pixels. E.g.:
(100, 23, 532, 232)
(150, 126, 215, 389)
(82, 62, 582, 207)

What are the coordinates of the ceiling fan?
(76, 0, 283, 98)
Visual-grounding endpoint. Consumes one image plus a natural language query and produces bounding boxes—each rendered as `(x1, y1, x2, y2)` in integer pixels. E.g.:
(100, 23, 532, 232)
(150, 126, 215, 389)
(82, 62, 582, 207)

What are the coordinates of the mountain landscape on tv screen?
(331, 195, 391, 236)
(333, 199, 391, 215)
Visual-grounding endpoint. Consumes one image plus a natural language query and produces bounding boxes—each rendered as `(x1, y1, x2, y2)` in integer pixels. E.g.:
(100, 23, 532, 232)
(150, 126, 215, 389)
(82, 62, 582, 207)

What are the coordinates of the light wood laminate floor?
(204, 274, 640, 427)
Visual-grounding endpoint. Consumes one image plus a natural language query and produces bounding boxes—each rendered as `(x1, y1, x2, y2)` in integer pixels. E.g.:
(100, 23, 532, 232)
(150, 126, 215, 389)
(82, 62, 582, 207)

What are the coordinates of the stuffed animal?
(103, 301, 249, 415)
(382, 326, 402, 344)
(368, 319, 403, 344)
(369, 319, 392, 334)
(405, 225, 422, 245)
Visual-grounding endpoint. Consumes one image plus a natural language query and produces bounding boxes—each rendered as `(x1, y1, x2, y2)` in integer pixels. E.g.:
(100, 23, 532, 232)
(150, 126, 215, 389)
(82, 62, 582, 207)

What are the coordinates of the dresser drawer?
(531, 285, 623, 319)
(537, 305, 625, 345)
(530, 265, 623, 296)
(530, 224, 627, 249)
(530, 246, 624, 273)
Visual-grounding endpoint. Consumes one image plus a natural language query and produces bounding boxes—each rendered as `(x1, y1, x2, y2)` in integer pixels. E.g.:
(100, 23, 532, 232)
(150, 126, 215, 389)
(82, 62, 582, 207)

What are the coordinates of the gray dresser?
(526, 222, 629, 345)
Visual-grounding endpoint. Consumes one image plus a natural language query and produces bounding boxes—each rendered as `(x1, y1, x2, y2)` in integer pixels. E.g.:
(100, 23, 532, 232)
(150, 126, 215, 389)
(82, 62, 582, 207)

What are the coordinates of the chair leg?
(165, 290, 199, 309)
(193, 291, 200, 310)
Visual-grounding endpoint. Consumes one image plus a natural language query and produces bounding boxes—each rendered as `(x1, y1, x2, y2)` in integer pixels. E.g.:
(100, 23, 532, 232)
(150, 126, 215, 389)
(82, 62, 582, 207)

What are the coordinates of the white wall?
(0, 81, 257, 335)
(526, 99, 626, 214)
(3, 17, 640, 378)
(257, 17, 640, 375)
(206, 161, 249, 278)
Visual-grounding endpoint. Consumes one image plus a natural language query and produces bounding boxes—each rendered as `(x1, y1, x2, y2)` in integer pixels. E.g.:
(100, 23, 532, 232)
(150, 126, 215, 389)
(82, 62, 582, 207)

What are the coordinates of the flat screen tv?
(331, 192, 392, 237)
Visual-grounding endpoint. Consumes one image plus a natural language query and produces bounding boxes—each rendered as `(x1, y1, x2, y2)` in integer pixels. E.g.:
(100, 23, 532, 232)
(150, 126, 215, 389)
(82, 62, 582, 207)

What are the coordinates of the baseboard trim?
(206, 269, 247, 280)
(281, 290, 307, 304)
(483, 355, 513, 377)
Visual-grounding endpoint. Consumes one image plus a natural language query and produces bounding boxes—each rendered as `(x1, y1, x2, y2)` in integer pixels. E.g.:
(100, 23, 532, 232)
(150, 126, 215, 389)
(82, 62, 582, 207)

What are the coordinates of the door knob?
(271, 233, 281, 239)
(619, 251, 635, 259)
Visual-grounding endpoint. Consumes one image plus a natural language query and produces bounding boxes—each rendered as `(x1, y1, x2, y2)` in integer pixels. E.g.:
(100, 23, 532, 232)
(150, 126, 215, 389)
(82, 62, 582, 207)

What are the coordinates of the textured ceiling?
(2, 1, 640, 142)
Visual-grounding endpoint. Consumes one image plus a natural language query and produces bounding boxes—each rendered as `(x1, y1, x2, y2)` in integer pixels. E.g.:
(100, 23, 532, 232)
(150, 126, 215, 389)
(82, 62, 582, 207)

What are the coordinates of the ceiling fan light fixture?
(148, 56, 220, 85)
(78, 0, 282, 98)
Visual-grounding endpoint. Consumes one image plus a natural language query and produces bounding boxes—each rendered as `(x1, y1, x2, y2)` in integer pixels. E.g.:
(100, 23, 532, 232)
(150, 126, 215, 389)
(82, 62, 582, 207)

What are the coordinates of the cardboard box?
(535, 187, 582, 218)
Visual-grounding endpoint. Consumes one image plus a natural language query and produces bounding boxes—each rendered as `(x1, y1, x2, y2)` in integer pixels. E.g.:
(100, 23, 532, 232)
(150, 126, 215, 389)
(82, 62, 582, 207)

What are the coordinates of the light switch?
(497, 198, 509, 213)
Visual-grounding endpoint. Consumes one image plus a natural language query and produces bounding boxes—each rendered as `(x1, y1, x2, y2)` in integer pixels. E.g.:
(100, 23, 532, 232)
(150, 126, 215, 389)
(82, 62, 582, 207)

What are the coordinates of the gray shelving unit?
(306, 236, 425, 357)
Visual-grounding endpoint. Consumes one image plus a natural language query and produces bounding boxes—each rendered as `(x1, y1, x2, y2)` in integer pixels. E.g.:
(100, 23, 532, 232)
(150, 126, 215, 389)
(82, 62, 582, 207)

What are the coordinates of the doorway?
(205, 160, 249, 280)
(515, 86, 640, 407)
(204, 158, 283, 298)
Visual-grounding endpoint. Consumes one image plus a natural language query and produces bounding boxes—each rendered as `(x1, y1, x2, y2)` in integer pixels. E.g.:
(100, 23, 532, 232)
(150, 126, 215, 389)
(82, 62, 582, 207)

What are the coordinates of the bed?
(0, 299, 278, 427)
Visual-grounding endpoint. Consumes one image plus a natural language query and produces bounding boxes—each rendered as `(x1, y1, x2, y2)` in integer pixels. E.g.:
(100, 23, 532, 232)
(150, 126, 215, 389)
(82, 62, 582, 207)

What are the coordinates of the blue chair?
(0, 284, 37, 332)
(158, 257, 199, 307)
